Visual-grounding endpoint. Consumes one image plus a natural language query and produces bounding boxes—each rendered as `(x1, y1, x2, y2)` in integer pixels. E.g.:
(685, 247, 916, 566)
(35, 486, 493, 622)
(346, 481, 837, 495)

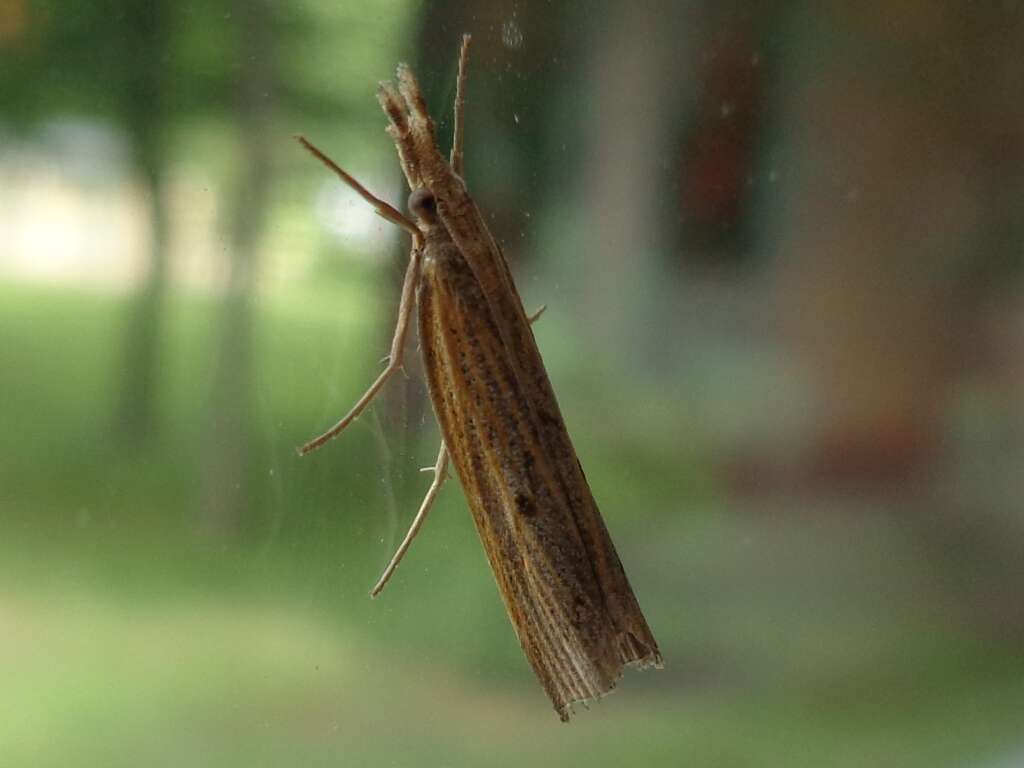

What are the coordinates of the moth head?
(408, 188, 438, 226)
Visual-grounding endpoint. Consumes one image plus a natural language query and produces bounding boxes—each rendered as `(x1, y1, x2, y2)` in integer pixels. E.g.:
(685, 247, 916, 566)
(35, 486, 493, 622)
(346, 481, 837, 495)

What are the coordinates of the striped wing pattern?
(418, 239, 661, 719)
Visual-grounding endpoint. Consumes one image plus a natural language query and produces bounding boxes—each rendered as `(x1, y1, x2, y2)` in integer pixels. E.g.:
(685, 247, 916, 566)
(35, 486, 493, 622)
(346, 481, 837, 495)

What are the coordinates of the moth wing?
(418, 243, 660, 719)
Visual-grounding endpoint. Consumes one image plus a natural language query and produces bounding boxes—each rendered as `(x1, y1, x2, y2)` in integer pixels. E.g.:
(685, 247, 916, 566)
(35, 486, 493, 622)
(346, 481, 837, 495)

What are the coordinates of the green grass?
(2, 278, 1024, 767)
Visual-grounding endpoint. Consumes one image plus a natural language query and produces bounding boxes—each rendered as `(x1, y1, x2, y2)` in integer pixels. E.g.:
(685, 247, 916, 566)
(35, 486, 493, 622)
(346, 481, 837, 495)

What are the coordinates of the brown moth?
(298, 35, 662, 721)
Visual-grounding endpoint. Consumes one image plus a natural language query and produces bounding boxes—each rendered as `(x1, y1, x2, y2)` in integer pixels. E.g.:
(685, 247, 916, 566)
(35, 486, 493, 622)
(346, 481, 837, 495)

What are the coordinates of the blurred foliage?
(1, 0, 412, 129)
(2, 281, 1024, 766)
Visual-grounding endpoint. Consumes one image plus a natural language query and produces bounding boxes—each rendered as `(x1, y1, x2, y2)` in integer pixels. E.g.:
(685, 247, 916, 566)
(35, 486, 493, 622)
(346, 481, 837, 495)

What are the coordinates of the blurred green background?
(3, 1, 1024, 766)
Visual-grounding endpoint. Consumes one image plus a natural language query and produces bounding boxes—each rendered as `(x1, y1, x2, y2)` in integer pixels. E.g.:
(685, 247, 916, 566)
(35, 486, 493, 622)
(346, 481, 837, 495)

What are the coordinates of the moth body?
(299, 36, 661, 721)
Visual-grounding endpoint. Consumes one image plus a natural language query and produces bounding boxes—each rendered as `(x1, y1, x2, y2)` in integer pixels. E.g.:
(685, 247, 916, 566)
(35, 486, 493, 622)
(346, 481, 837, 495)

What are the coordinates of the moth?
(298, 35, 661, 720)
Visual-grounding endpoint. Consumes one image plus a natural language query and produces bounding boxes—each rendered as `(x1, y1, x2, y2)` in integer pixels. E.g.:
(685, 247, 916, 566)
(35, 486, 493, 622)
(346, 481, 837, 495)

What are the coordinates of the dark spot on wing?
(514, 492, 536, 517)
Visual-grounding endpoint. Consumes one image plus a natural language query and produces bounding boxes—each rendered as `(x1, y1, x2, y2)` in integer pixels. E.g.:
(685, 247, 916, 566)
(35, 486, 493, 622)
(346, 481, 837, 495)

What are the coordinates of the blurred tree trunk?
(116, 152, 169, 441)
(114, 0, 172, 441)
(576, 2, 698, 373)
(774, 0, 1024, 486)
(199, 0, 275, 534)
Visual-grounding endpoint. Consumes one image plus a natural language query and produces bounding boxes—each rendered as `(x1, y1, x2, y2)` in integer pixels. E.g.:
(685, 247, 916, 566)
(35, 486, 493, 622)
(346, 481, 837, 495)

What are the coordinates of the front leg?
(299, 249, 422, 455)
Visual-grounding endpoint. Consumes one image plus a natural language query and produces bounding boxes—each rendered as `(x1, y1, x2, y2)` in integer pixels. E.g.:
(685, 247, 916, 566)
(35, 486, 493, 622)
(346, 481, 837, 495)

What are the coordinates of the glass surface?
(3, 1, 1024, 765)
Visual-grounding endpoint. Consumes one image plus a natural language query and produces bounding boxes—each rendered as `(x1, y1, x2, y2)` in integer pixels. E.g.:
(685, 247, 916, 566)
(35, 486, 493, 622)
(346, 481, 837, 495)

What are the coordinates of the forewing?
(417, 242, 654, 719)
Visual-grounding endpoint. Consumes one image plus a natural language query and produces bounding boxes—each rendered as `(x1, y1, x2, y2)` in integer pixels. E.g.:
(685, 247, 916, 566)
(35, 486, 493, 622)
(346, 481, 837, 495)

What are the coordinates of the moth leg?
(371, 440, 449, 597)
(526, 304, 547, 324)
(295, 136, 426, 455)
(299, 248, 422, 455)
(296, 135, 420, 239)
(449, 34, 472, 177)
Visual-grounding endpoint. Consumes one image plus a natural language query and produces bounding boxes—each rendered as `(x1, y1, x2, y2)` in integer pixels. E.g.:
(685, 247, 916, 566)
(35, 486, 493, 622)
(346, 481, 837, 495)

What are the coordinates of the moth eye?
(408, 188, 437, 221)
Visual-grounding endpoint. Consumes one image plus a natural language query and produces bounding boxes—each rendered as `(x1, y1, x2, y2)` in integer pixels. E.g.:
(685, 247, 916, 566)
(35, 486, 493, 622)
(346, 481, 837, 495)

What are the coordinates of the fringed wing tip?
(619, 629, 664, 669)
(622, 647, 663, 671)
(556, 684, 613, 723)
(554, 643, 664, 722)
(627, 650, 665, 671)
